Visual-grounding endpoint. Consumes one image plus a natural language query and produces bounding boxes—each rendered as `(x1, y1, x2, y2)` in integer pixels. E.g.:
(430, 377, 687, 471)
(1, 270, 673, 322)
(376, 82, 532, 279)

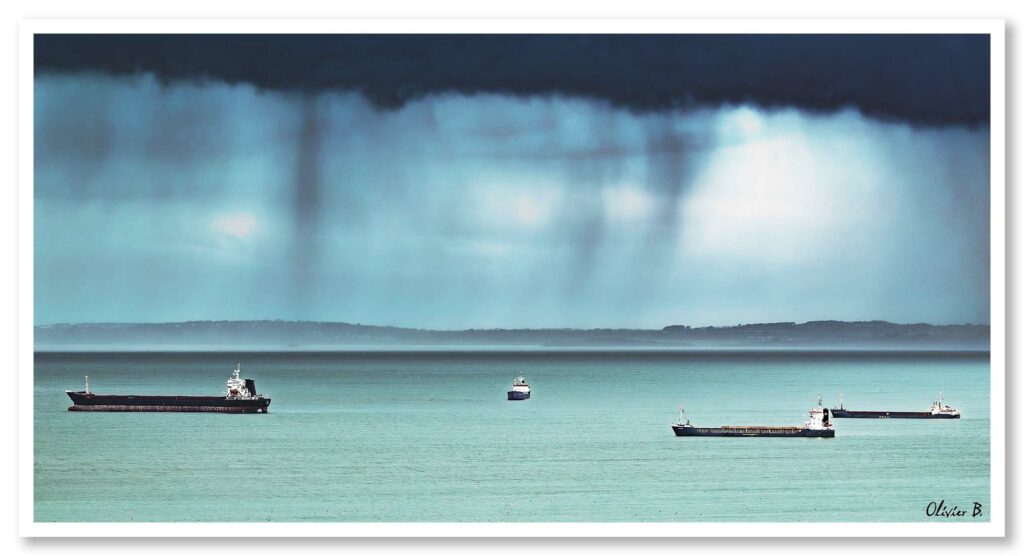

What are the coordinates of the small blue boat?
(507, 376, 531, 400)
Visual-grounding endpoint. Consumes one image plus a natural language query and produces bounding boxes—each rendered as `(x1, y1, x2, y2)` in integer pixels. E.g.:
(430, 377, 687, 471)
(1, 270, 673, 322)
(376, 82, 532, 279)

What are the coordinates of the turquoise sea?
(34, 350, 990, 522)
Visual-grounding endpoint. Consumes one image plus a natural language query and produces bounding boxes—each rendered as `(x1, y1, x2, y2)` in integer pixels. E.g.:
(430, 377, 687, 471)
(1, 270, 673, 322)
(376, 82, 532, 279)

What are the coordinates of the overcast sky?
(33, 35, 990, 327)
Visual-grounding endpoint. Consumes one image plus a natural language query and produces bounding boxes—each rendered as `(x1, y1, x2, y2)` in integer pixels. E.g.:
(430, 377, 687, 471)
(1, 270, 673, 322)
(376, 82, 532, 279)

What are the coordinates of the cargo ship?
(507, 375, 531, 400)
(830, 392, 959, 419)
(671, 396, 834, 438)
(66, 364, 271, 413)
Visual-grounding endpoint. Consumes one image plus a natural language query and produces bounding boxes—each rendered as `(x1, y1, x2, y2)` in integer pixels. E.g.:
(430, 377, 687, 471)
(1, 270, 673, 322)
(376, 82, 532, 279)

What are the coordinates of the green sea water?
(34, 350, 990, 522)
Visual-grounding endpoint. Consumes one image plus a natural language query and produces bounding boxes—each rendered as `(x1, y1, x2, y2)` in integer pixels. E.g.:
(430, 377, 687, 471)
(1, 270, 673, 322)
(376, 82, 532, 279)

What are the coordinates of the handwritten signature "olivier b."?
(926, 500, 983, 518)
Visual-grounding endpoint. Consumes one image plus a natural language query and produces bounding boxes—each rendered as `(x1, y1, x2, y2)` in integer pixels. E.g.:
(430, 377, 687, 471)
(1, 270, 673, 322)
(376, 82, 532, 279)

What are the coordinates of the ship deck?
(672, 424, 834, 437)
(66, 391, 270, 413)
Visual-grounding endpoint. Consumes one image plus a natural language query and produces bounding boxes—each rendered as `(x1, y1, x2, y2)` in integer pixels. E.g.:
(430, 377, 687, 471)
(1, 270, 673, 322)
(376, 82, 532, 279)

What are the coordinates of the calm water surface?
(34, 350, 990, 522)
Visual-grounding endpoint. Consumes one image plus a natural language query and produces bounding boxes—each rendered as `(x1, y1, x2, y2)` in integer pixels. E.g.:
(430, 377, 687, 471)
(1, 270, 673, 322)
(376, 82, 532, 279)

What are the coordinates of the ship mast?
(84, 375, 89, 394)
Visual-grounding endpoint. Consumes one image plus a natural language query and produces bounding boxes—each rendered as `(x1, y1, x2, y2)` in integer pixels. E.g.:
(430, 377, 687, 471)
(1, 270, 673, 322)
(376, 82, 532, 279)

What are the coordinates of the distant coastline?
(34, 320, 990, 351)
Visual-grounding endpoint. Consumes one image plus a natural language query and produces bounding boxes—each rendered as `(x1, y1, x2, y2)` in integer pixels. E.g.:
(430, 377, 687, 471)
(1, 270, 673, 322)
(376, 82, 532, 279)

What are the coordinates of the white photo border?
(17, 17, 1007, 538)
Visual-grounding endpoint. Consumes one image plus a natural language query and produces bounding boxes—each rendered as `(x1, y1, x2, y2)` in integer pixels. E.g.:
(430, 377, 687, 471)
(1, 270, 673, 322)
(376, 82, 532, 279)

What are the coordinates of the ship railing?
(716, 428, 802, 432)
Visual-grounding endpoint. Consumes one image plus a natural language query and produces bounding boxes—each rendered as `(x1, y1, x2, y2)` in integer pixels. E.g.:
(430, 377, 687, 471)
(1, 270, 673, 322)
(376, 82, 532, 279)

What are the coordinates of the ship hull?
(830, 409, 958, 419)
(671, 425, 834, 438)
(66, 391, 270, 413)
(507, 391, 530, 400)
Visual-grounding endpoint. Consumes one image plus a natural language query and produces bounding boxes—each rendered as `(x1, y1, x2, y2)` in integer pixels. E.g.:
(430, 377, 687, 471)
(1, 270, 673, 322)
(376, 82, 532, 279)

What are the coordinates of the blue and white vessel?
(507, 376, 531, 400)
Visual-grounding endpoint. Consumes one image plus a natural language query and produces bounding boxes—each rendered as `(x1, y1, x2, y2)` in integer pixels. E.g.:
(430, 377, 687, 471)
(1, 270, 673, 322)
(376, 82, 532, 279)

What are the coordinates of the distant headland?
(34, 320, 990, 351)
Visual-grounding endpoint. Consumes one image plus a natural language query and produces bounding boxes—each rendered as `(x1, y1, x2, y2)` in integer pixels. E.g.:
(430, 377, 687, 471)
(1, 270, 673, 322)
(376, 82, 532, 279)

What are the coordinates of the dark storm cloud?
(35, 34, 989, 127)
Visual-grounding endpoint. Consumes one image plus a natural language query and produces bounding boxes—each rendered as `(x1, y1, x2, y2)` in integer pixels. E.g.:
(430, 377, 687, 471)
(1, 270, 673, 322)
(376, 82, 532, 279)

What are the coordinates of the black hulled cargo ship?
(830, 392, 959, 419)
(66, 365, 271, 414)
(671, 397, 835, 438)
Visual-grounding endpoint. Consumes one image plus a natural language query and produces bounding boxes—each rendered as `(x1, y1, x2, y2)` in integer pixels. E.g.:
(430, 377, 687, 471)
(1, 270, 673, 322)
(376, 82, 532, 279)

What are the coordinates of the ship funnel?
(245, 378, 257, 396)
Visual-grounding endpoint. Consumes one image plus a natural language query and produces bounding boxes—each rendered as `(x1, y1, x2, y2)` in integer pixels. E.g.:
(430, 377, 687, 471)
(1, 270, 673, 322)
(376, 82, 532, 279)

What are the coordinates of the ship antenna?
(839, 392, 843, 409)
(817, 394, 823, 407)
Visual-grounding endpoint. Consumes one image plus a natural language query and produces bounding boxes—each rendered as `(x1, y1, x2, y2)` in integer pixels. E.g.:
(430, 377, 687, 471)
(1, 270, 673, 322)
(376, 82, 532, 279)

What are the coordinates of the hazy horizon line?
(34, 318, 993, 331)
